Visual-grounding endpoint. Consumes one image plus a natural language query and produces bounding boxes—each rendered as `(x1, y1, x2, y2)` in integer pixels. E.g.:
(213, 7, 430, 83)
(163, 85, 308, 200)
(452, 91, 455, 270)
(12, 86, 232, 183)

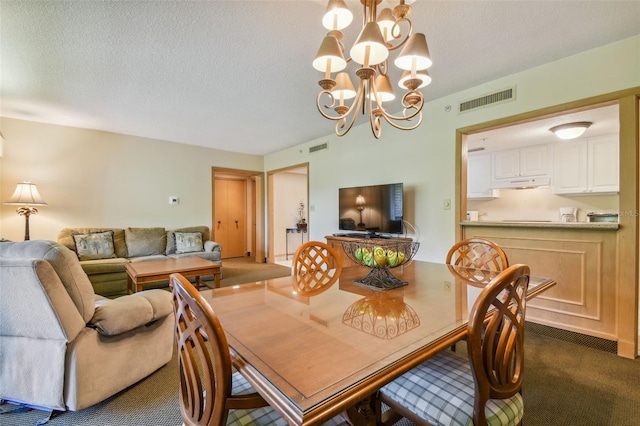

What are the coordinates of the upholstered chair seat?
(379, 351, 524, 426)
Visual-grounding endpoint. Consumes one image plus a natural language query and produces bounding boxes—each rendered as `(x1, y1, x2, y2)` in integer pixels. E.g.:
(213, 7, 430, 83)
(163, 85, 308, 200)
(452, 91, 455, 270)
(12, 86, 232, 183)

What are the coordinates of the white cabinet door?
(468, 153, 499, 199)
(552, 140, 588, 194)
(520, 144, 550, 177)
(492, 149, 520, 180)
(588, 135, 619, 193)
(491, 144, 550, 188)
(551, 134, 618, 195)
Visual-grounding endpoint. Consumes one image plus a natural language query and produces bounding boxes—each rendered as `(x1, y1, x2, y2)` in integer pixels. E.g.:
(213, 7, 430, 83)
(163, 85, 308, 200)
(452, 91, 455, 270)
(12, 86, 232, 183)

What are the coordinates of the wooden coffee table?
(125, 257, 221, 294)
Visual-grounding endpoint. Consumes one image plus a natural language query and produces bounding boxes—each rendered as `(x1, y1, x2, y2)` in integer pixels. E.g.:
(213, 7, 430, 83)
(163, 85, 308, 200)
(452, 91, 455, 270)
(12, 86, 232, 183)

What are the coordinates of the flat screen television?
(338, 183, 404, 236)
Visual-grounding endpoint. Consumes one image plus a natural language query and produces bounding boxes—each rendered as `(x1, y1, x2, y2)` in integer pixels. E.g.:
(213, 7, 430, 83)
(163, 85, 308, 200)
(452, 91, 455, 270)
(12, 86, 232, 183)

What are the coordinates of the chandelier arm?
(367, 81, 383, 139)
(386, 18, 413, 52)
(374, 90, 425, 131)
(336, 89, 366, 137)
(315, 80, 367, 133)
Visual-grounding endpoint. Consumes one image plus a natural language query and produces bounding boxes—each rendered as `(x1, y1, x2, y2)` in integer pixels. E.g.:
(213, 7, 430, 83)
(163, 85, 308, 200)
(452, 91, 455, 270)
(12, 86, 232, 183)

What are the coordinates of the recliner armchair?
(0, 240, 175, 412)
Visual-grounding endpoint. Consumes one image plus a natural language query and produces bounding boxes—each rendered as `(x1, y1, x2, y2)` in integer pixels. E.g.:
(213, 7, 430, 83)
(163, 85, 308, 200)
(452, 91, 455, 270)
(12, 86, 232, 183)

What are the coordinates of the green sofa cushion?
(125, 227, 166, 257)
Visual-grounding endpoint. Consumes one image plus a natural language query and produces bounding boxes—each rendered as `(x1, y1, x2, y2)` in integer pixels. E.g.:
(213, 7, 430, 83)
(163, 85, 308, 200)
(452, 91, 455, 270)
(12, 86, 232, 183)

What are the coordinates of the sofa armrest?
(204, 241, 221, 254)
(89, 289, 173, 336)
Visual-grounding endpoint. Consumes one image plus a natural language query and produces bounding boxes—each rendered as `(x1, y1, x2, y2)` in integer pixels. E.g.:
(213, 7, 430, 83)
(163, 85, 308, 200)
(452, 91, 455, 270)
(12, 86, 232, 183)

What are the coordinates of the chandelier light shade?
(350, 22, 389, 66)
(314, 0, 433, 138)
(4, 181, 47, 241)
(394, 33, 432, 71)
(322, 0, 353, 31)
(550, 121, 592, 140)
(332, 72, 357, 101)
(398, 69, 431, 89)
(313, 36, 347, 76)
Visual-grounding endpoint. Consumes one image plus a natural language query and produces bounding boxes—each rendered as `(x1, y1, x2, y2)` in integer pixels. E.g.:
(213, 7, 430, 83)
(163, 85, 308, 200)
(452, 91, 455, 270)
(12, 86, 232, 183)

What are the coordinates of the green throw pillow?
(174, 232, 204, 254)
(73, 230, 117, 261)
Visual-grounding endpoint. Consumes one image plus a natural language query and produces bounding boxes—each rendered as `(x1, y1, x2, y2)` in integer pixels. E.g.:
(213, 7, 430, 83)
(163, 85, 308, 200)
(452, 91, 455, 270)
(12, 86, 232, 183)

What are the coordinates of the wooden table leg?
(195, 276, 202, 290)
(127, 276, 133, 294)
(136, 282, 143, 293)
(214, 269, 221, 288)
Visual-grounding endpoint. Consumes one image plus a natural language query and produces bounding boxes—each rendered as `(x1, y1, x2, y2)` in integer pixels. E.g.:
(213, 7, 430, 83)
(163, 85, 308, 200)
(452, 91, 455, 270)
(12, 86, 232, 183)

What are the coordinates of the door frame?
(455, 87, 640, 358)
(267, 163, 309, 264)
(212, 167, 265, 263)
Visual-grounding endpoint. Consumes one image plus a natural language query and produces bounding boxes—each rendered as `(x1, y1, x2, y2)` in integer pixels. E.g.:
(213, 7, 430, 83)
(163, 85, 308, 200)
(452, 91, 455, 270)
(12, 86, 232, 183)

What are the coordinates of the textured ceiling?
(1, 1, 639, 155)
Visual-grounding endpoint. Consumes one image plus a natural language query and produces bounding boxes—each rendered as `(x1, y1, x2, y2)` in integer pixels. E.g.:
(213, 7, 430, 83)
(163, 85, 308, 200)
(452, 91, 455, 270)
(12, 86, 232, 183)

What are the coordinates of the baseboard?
(525, 321, 617, 354)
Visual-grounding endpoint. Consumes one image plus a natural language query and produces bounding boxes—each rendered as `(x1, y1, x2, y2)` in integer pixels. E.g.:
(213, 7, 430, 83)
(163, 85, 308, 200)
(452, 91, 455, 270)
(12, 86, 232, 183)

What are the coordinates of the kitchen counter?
(460, 221, 619, 230)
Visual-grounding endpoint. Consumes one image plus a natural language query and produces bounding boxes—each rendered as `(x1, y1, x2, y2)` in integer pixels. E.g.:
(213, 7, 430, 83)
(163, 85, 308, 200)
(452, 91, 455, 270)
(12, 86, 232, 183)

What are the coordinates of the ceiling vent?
(309, 142, 328, 154)
(458, 86, 516, 113)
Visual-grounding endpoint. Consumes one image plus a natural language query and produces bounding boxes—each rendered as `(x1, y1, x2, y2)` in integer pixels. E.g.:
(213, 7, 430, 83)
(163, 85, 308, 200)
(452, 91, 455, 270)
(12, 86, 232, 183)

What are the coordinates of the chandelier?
(313, 0, 432, 138)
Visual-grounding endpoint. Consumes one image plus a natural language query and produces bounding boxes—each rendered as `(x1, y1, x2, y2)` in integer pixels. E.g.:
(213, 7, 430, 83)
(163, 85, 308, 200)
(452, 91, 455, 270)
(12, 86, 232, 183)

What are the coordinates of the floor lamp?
(4, 181, 47, 241)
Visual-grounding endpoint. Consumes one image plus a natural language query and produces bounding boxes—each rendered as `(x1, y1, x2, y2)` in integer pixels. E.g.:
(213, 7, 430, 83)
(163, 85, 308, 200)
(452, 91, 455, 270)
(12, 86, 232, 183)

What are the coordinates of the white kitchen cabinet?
(552, 134, 618, 195)
(467, 153, 500, 199)
(491, 144, 551, 189)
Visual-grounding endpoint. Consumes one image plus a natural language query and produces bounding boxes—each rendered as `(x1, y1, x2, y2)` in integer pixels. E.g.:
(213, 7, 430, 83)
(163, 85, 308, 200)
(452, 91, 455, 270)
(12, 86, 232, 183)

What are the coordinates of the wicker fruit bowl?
(341, 240, 420, 290)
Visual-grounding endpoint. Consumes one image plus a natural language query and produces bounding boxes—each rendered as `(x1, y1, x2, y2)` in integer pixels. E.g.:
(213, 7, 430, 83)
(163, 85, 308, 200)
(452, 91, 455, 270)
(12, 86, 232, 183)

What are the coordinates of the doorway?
(267, 163, 309, 265)
(212, 167, 264, 262)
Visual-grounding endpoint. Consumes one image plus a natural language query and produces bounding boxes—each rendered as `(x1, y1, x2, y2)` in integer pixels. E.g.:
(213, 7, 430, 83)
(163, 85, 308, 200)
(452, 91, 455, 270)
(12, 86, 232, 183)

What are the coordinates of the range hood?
(491, 176, 551, 189)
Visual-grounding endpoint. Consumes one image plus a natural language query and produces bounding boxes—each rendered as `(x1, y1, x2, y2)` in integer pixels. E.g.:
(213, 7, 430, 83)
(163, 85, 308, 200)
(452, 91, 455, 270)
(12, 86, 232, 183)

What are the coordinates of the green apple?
(363, 252, 375, 267)
(386, 250, 398, 267)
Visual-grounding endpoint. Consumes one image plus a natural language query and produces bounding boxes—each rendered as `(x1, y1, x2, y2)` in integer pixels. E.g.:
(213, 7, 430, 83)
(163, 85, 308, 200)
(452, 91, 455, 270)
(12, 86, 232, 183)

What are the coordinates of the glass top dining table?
(200, 260, 555, 425)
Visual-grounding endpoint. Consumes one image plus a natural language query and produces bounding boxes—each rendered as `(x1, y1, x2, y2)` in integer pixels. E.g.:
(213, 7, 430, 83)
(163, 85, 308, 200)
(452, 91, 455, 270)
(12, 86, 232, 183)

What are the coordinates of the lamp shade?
(398, 69, 432, 89)
(350, 22, 389, 66)
(356, 195, 366, 207)
(369, 74, 395, 102)
(549, 122, 592, 139)
(313, 35, 347, 73)
(394, 32, 432, 71)
(5, 181, 47, 206)
(377, 8, 396, 42)
(322, 0, 353, 31)
(332, 72, 357, 100)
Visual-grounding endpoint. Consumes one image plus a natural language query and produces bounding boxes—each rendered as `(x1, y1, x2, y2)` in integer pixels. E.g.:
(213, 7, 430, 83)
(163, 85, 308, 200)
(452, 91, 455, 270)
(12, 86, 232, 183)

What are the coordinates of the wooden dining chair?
(170, 273, 350, 426)
(292, 241, 343, 295)
(446, 238, 509, 271)
(375, 264, 531, 426)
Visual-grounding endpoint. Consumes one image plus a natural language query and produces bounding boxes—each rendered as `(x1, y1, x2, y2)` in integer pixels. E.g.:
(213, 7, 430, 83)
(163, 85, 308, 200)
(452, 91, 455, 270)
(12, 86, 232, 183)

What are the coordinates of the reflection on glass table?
(342, 288, 420, 339)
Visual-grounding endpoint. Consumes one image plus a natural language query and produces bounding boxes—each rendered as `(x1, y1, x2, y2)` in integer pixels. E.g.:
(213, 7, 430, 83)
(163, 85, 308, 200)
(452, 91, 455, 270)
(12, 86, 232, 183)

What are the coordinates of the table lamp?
(4, 181, 47, 241)
(355, 194, 366, 228)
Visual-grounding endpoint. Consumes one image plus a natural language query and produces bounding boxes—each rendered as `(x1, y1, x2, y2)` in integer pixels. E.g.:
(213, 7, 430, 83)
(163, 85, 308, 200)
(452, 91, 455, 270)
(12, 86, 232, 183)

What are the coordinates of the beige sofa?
(58, 226, 221, 296)
(0, 240, 174, 412)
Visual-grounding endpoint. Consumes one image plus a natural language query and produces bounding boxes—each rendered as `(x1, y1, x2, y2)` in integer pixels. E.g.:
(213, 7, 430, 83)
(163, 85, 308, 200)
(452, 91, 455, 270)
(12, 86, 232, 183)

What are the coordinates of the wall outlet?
(169, 196, 179, 205)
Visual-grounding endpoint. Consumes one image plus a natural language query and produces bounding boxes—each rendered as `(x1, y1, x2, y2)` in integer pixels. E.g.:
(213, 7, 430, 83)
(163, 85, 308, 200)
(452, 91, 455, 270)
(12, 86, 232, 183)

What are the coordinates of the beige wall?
(0, 119, 263, 242)
(265, 35, 640, 262)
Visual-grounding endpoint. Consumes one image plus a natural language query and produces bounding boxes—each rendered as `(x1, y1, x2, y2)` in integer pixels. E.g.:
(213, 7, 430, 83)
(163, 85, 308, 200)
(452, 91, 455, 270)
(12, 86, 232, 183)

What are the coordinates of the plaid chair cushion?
(226, 371, 349, 425)
(379, 351, 524, 426)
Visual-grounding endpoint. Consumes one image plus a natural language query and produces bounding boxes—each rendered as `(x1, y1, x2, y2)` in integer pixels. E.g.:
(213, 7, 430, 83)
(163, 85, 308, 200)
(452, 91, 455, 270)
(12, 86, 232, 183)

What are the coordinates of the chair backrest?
(292, 241, 343, 295)
(446, 238, 509, 271)
(0, 240, 96, 322)
(467, 263, 530, 425)
(170, 273, 234, 426)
